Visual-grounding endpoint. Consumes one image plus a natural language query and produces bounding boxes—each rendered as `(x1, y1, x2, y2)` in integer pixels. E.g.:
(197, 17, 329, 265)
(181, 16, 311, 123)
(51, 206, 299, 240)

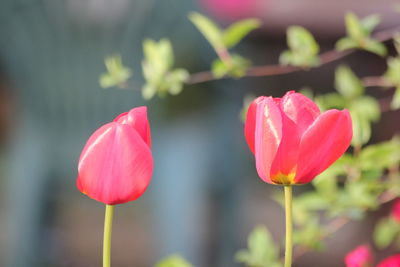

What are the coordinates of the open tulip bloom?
(244, 91, 352, 267)
(76, 106, 153, 267)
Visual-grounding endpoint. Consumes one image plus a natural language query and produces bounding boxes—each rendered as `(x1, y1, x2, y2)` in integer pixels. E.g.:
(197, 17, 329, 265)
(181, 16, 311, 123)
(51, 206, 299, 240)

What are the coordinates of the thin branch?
(188, 25, 400, 84)
(362, 76, 391, 87)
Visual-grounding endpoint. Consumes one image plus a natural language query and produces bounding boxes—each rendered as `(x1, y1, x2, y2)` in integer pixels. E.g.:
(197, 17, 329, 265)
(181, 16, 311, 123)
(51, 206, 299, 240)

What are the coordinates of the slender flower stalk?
(103, 205, 114, 267)
(284, 186, 293, 267)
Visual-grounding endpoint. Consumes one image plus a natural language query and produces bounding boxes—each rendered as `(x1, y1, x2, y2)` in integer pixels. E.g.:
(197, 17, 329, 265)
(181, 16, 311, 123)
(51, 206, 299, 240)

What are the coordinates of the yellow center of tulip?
(271, 172, 295, 185)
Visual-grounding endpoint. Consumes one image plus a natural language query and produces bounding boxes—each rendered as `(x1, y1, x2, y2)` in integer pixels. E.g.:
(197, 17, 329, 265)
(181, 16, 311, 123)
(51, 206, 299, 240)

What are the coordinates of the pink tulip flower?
(77, 106, 153, 205)
(391, 199, 400, 223)
(199, 0, 263, 21)
(244, 91, 352, 185)
(376, 254, 400, 267)
(345, 245, 373, 267)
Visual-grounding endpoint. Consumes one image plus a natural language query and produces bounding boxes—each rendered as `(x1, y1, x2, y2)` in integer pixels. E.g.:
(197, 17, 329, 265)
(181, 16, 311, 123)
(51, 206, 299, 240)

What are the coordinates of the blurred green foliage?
(235, 226, 282, 267)
(189, 12, 260, 78)
(189, 12, 260, 51)
(223, 19, 262, 48)
(384, 56, 400, 109)
(211, 54, 251, 78)
(99, 55, 132, 88)
(155, 255, 194, 267)
(142, 39, 189, 99)
(189, 12, 225, 51)
(374, 217, 400, 250)
(280, 26, 320, 67)
(335, 65, 364, 99)
(336, 12, 387, 56)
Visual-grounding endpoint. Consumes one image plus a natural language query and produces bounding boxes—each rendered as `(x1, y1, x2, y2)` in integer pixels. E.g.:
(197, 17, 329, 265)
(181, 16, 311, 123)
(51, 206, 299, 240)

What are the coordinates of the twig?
(362, 76, 391, 87)
(187, 25, 400, 84)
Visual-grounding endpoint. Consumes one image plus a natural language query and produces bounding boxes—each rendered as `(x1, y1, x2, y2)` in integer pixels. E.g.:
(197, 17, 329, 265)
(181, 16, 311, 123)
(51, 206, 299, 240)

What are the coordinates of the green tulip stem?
(103, 204, 114, 267)
(284, 185, 293, 267)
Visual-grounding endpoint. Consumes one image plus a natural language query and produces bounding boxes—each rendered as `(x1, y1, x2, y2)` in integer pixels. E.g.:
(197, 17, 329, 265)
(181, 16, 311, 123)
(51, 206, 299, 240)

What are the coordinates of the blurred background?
(0, 0, 399, 266)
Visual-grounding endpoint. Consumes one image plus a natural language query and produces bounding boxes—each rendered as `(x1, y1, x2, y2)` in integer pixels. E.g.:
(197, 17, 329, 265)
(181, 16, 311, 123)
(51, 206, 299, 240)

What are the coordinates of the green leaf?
(142, 84, 157, 100)
(361, 14, 381, 34)
(211, 59, 229, 78)
(293, 218, 324, 250)
(222, 18, 261, 48)
(280, 26, 320, 67)
(348, 96, 381, 146)
(298, 87, 313, 99)
(349, 96, 381, 146)
(384, 57, 400, 86)
(335, 65, 364, 99)
(374, 218, 400, 249)
(312, 156, 352, 198)
(189, 12, 223, 50)
(287, 26, 319, 55)
(99, 55, 132, 88)
(336, 37, 358, 51)
(279, 50, 293, 65)
(230, 54, 251, 78)
(159, 39, 174, 67)
(363, 39, 387, 57)
(165, 69, 189, 95)
(143, 38, 173, 75)
(359, 140, 400, 170)
(345, 12, 365, 41)
(235, 226, 281, 267)
(315, 93, 347, 110)
(211, 54, 251, 79)
(142, 39, 188, 99)
(346, 181, 380, 212)
(350, 111, 371, 147)
(293, 193, 330, 225)
(337, 13, 385, 56)
(391, 86, 400, 110)
(155, 255, 194, 267)
(350, 96, 380, 121)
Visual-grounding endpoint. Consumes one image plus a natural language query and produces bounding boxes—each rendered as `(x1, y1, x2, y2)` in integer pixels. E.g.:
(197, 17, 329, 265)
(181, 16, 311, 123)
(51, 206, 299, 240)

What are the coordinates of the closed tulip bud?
(76, 106, 153, 205)
(345, 245, 373, 267)
(376, 254, 400, 267)
(391, 199, 400, 223)
(244, 91, 352, 185)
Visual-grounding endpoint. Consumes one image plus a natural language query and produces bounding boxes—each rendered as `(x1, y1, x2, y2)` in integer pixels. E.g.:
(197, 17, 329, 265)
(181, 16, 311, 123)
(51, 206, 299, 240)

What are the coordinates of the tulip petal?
(254, 97, 282, 183)
(294, 109, 352, 184)
(376, 254, 400, 267)
(270, 111, 301, 183)
(244, 96, 266, 154)
(114, 106, 151, 147)
(280, 91, 320, 133)
(77, 122, 153, 205)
